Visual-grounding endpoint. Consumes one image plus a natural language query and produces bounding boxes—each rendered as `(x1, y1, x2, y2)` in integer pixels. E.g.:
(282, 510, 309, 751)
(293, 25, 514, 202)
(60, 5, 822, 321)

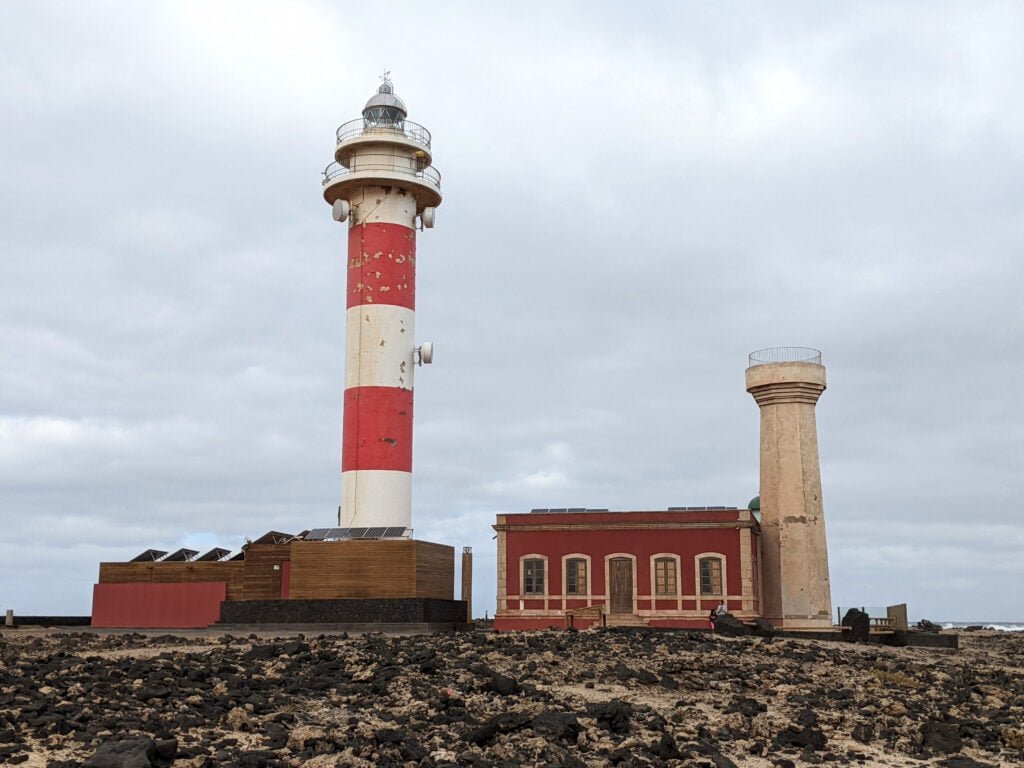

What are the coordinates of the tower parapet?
(746, 347, 832, 629)
(323, 77, 442, 218)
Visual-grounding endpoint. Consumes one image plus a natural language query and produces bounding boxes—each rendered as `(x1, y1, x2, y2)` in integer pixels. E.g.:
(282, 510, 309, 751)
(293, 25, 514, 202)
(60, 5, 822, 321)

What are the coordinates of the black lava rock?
(531, 711, 581, 742)
(921, 721, 963, 754)
(841, 609, 870, 642)
(84, 737, 174, 768)
(714, 613, 750, 637)
(587, 699, 633, 734)
(774, 725, 827, 751)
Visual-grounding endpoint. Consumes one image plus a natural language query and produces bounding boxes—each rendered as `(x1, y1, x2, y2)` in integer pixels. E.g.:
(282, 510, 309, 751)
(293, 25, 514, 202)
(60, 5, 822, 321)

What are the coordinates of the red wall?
(91, 582, 227, 629)
(504, 526, 743, 598)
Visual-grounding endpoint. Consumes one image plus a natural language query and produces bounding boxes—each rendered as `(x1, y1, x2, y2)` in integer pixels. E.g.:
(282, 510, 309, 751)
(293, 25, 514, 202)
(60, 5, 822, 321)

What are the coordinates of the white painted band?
(340, 470, 412, 530)
(344, 305, 416, 390)
(348, 185, 418, 228)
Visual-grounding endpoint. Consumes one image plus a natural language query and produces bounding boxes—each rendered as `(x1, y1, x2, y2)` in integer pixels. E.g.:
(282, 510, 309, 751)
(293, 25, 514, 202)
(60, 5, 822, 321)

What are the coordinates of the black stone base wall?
(4, 616, 92, 627)
(218, 598, 467, 625)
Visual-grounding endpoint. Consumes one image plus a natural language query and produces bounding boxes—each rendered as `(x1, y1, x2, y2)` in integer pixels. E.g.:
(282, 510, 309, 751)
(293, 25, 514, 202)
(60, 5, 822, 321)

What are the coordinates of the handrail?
(335, 117, 432, 149)
(322, 157, 441, 192)
(748, 347, 822, 367)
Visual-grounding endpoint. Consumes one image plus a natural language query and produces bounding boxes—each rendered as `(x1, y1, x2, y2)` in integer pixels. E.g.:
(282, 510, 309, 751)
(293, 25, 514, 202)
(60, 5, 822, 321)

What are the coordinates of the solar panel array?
(529, 508, 608, 514)
(667, 506, 737, 511)
(305, 526, 408, 541)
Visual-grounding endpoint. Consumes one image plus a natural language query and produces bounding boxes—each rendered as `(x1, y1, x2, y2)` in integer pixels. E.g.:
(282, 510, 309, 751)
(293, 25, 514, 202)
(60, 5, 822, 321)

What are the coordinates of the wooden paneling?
(241, 544, 289, 600)
(289, 540, 454, 600)
(98, 562, 245, 601)
(415, 541, 455, 599)
(99, 539, 455, 603)
(289, 541, 413, 599)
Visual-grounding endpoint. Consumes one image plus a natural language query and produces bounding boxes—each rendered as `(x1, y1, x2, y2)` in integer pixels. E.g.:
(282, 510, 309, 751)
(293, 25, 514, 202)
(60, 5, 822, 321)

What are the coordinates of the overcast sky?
(2, 1, 1022, 623)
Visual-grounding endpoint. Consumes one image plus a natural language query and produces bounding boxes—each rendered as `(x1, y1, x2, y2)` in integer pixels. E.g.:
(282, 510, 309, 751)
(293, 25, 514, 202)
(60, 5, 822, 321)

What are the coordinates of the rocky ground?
(0, 627, 1022, 767)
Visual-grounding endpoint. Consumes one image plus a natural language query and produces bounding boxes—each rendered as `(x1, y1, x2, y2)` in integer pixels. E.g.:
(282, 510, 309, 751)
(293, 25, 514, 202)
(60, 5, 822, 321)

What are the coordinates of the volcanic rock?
(842, 608, 870, 642)
(713, 612, 750, 637)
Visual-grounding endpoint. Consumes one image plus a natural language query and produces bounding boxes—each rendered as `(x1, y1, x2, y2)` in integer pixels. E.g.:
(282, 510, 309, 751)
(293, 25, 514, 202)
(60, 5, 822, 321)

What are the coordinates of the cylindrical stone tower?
(746, 347, 832, 629)
(323, 76, 442, 530)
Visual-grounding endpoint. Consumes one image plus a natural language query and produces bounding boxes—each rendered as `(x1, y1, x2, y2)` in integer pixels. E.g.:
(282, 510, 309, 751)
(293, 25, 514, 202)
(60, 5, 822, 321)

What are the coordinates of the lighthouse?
(746, 347, 832, 629)
(323, 75, 442, 531)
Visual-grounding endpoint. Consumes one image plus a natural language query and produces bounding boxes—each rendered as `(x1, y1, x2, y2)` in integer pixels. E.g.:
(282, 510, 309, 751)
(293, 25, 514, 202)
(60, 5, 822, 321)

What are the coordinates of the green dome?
(748, 495, 760, 511)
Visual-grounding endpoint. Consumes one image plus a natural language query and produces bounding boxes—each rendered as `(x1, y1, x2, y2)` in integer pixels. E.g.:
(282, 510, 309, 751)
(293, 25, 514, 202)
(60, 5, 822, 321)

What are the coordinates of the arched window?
(699, 556, 724, 596)
(522, 557, 546, 596)
(654, 557, 678, 596)
(565, 557, 588, 595)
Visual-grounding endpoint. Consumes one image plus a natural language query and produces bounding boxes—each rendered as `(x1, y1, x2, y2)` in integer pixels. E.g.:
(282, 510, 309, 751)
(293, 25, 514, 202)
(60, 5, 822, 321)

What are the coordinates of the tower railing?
(748, 347, 822, 367)
(322, 158, 441, 192)
(335, 117, 432, 149)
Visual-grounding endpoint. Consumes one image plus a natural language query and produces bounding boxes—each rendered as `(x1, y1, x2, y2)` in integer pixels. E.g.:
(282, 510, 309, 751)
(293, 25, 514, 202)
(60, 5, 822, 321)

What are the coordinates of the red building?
(493, 507, 761, 630)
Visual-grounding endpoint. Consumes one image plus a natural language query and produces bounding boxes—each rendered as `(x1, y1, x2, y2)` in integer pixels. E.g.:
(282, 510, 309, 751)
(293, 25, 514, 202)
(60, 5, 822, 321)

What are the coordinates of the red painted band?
(347, 223, 416, 310)
(342, 386, 414, 472)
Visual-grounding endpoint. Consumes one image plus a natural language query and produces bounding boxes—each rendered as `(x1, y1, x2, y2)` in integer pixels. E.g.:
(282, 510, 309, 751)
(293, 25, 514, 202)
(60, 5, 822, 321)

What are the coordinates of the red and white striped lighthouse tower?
(322, 75, 442, 531)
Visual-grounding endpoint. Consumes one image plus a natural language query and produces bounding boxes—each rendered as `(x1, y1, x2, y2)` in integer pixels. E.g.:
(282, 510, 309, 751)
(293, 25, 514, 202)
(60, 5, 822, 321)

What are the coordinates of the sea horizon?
(937, 621, 1024, 632)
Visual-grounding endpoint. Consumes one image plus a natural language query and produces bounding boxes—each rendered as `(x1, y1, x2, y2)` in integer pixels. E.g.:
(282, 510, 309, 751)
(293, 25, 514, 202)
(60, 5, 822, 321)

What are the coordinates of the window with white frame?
(654, 557, 678, 595)
(523, 558, 545, 596)
(565, 558, 587, 595)
(699, 556, 724, 595)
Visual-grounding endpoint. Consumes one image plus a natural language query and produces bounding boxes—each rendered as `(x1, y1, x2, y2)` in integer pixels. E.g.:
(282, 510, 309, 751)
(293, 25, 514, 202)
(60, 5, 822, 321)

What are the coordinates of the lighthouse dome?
(363, 81, 407, 125)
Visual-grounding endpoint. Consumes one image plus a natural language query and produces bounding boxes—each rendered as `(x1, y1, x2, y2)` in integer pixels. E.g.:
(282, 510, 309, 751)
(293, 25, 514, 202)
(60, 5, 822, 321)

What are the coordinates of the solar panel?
(364, 527, 387, 538)
(382, 526, 407, 538)
(162, 548, 199, 562)
(530, 508, 548, 514)
(252, 531, 294, 545)
(567, 507, 586, 513)
(130, 549, 167, 562)
(347, 527, 367, 538)
(586, 508, 609, 512)
(195, 547, 230, 562)
(549, 508, 567, 513)
(306, 528, 330, 541)
(229, 551, 245, 561)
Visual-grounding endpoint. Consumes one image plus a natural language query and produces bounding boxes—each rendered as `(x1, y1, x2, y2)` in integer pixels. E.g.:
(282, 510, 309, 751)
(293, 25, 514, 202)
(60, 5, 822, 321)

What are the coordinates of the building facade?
(493, 508, 761, 630)
(91, 533, 457, 628)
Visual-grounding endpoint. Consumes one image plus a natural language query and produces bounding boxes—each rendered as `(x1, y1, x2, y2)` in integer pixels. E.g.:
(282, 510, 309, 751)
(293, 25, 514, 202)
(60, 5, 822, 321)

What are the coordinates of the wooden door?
(609, 558, 633, 614)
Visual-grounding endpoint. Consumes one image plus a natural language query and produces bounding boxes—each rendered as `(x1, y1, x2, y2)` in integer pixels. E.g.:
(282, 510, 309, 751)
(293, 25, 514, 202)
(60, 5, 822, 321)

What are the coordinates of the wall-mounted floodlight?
(415, 341, 433, 366)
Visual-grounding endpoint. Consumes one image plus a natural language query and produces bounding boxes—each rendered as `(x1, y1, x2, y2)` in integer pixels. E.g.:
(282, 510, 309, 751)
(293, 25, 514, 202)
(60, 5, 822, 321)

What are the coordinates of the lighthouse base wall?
(217, 597, 467, 626)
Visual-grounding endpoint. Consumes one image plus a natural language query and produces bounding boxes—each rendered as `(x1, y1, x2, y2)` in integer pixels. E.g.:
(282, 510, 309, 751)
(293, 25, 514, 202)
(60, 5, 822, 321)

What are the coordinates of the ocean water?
(939, 622, 1024, 632)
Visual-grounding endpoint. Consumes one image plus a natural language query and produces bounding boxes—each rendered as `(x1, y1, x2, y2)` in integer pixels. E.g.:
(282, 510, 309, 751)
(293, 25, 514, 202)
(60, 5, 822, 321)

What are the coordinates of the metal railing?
(748, 347, 822, 367)
(335, 117, 432, 149)
(322, 156, 441, 192)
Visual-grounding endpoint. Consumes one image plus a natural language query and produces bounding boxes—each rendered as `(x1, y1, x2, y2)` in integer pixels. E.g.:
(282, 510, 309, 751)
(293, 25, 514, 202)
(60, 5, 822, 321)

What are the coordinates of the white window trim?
(519, 553, 549, 601)
(694, 552, 728, 610)
(560, 553, 592, 606)
(650, 552, 682, 598)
